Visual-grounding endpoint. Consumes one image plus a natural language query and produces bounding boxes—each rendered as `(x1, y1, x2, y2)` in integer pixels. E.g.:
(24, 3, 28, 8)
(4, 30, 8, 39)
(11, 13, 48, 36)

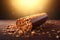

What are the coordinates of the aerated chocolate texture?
(2, 17, 33, 37)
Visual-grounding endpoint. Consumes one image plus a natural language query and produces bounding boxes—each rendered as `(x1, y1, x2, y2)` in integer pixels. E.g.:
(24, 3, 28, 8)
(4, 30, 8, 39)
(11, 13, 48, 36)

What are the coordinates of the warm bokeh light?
(1, 0, 60, 19)
(7, 0, 51, 16)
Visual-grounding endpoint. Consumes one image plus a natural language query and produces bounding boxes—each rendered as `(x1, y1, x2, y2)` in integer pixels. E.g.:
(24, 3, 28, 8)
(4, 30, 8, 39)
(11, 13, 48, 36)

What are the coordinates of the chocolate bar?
(16, 13, 48, 32)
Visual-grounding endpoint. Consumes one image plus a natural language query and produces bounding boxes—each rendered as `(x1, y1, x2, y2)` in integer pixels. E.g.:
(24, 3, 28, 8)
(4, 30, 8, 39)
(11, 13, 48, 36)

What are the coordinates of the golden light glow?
(8, 0, 51, 16)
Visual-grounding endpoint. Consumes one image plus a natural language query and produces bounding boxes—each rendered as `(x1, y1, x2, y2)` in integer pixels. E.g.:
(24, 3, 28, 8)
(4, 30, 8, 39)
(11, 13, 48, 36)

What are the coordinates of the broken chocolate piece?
(16, 13, 48, 32)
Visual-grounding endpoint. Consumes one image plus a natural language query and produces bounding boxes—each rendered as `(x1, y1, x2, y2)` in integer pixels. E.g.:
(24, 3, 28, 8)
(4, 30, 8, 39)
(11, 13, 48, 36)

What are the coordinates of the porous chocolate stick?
(16, 13, 48, 32)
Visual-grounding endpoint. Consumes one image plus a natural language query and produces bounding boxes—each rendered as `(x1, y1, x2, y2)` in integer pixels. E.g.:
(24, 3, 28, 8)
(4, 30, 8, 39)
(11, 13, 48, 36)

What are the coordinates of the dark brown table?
(0, 20, 60, 40)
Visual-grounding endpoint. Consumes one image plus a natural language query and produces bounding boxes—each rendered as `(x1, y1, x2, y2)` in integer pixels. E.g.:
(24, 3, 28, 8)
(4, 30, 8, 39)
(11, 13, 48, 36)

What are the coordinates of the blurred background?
(0, 0, 60, 20)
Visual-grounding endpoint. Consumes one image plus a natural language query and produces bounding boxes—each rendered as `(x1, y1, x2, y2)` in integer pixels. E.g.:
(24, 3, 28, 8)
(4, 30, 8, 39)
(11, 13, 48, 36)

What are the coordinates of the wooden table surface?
(0, 20, 60, 40)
